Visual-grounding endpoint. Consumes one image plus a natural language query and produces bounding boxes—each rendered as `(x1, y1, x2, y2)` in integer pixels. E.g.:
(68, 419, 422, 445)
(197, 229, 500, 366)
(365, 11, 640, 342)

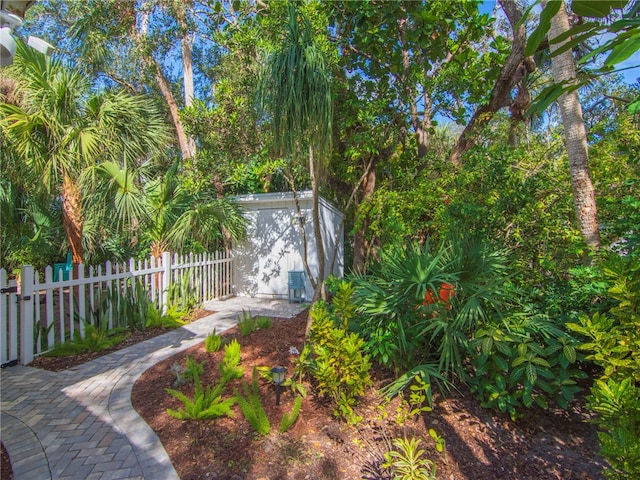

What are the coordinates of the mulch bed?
(29, 308, 211, 372)
(131, 310, 607, 480)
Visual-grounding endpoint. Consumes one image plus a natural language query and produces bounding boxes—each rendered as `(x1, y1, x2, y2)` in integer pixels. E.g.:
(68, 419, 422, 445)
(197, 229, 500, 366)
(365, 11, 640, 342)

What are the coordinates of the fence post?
(20, 265, 35, 365)
(161, 251, 171, 313)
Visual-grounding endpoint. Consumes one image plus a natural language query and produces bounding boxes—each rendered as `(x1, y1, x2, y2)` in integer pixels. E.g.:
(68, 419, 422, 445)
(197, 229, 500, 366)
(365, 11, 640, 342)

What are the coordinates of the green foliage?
(587, 378, 640, 480)
(88, 279, 150, 332)
(391, 374, 434, 426)
(468, 314, 585, 420)
(184, 356, 205, 384)
(219, 339, 244, 383)
(567, 258, 640, 383)
(428, 428, 446, 454)
(205, 329, 222, 352)
(235, 368, 270, 436)
(237, 309, 257, 336)
(353, 236, 509, 384)
(145, 303, 187, 329)
(167, 271, 200, 313)
(255, 316, 273, 329)
(308, 301, 372, 424)
(170, 362, 188, 387)
(568, 257, 640, 478)
(279, 395, 303, 433)
(43, 322, 125, 357)
(332, 280, 356, 329)
(165, 368, 236, 420)
(383, 437, 437, 480)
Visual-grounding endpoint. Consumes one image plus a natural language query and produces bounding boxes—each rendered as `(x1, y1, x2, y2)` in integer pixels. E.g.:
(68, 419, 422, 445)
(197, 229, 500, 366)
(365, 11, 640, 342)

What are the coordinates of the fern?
(205, 328, 222, 352)
(165, 370, 235, 420)
(219, 339, 244, 383)
(235, 368, 270, 435)
(280, 396, 302, 433)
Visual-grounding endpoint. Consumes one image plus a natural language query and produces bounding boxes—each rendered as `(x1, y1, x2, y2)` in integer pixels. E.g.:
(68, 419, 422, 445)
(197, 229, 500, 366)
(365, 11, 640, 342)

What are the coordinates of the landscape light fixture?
(1, 1, 52, 66)
(270, 366, 287, 406)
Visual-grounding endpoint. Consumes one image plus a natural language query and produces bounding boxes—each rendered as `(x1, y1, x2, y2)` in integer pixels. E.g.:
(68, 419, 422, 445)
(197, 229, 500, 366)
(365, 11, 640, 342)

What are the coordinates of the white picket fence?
(0, 251, 234, 366)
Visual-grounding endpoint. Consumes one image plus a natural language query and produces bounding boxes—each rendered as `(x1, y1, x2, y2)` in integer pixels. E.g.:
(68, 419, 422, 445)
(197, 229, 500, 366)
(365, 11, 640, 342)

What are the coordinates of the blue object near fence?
(53, 253, 72, 282)
(288, 270, 305, 303)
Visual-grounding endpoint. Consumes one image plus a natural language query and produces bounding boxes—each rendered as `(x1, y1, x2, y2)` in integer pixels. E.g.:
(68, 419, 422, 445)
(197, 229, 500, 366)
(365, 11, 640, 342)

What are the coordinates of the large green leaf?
(525, 0, 562, 57)
(604, 32, 640, 65)
(571, 0, 627, 18)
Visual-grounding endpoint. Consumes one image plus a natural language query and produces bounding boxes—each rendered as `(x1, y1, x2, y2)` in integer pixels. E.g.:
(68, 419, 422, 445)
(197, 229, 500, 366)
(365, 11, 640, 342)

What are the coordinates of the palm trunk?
(61, 175, 84, 264)
(548, 1, 600, 251)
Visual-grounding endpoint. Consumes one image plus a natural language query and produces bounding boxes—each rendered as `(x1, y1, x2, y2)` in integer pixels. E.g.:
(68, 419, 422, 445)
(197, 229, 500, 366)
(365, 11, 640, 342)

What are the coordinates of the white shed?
(232, 191, 344, 300)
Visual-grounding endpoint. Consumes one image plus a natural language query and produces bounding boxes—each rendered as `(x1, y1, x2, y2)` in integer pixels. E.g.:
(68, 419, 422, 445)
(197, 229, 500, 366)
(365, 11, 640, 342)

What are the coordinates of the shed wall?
(233, 192, 343, 299)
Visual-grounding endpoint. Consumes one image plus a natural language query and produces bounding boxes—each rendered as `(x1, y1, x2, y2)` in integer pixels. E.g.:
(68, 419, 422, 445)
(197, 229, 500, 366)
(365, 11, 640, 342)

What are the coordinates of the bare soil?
(131, 310, 607, 480)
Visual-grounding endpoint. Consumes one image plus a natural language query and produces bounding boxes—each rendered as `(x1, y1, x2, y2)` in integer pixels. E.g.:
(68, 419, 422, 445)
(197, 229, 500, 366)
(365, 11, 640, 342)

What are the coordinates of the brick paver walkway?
(1, 297, 306, 480)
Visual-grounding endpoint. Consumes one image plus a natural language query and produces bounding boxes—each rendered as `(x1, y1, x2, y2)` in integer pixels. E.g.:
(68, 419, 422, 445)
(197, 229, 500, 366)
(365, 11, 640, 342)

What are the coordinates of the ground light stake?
(271, 366, 286, 406)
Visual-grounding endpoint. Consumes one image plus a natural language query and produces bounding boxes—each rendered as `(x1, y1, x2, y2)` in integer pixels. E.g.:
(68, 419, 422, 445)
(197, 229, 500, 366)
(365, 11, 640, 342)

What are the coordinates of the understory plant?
(167, 270, 200, 313)
(568, 257, 640, 479)
(353, 236, 508, 397)
(279, 395, 303, 433)
(237, 309, 257, 336)
(235, 367, 270, 435)
(146, 303, 186, 329)
(219, 339, 244, 383)
(165, 362, 236, 420)
(205, 328, 222, 352)
(467, 313, 585, 420)
(383, 437, 437, 480)
(307, 289, 372, 424)
(43, 321, 126, 356)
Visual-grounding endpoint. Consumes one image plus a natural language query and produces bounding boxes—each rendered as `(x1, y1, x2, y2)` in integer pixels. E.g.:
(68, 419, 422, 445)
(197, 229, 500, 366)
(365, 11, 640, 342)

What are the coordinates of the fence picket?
(2, 250, 233, 364)
(45, 267, 54, 350)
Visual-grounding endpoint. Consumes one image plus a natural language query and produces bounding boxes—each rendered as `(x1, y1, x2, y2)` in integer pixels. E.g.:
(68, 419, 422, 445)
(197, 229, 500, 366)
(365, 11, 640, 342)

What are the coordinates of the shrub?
(568, 257, 640, 479)
(588, 378, 640, 479)
(467, 313, 585, 420)
(308, 300, 372, 424)
(353, 236, 508, 386)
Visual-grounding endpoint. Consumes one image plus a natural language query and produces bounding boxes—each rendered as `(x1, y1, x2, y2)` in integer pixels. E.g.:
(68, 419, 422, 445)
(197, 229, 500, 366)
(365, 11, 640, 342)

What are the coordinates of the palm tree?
(259, 4, 333, 302)
(547, 1, 601, 252)
(91, 160, 247, 260)
(0, 42, 171, 265)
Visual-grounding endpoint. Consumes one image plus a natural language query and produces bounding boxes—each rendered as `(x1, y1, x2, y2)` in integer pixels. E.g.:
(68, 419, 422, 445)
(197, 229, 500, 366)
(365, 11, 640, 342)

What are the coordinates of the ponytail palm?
(259, 4, 333, 300)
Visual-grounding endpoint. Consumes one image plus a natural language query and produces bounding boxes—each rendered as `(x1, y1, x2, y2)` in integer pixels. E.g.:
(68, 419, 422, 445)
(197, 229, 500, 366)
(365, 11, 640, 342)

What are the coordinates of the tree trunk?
(136, 6, 195, 160)
(352, 161, 376, 272)
(548, 1, 600, 251)
(309, 144, 326, 304)
(449, 0, 530, 165)
(61, 175, 84, 264)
